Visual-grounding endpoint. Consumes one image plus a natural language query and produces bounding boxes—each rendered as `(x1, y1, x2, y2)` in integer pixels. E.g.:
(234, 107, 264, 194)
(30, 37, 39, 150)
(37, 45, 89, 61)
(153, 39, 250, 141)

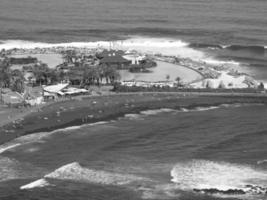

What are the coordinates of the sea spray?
(170, 160, 267, 195)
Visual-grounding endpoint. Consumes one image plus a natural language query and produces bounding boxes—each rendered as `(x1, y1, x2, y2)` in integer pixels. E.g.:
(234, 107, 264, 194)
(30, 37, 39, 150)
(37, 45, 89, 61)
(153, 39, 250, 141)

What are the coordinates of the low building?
(100, 54, 131, 69)
(43, 83, 89, 100)
(43, 83, 69, 100)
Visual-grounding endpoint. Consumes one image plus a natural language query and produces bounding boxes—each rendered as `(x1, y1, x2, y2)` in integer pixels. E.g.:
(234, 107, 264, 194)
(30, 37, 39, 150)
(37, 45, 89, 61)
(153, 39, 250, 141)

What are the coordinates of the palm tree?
(106, 66, 120, 84)
(0, 58, 11, 88)
(32, 63, 56, 85)
(11, 69, 25, 93)
(166, 74, 170, 81)
(0, 58, 11, 102)
(175, 76, 181, 86)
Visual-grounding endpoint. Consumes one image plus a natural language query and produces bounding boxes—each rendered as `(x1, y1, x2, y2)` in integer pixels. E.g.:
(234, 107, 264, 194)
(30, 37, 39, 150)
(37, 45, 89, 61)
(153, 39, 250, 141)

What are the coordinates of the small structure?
(43, 83, 69, 100)
(1, 88, 25, 107)
(43, 83, 89, 100)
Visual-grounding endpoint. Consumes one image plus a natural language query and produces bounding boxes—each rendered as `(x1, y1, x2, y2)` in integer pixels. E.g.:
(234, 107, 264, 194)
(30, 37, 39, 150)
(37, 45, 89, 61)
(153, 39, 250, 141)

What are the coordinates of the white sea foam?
(257, 160, 267, 165)
(44, 162, 147, 186)
(20, 178, 50, 190)
(124, 113, 143, 120)
(0, 121, 111, 154)
(178, 108, 189, 112)
(0, 37, 205, 61)
(89, 121, 109, 126)
(0, 40, 110, 50)
(170, 160, 267, 192)
(0, 132, 51, 155)
(203, 58, 240, 66)
(141, 184, 180, 199)
(140, 108, 175, 116)
(193, 106, 220, 111)
(177, 106, 220, 113)
(0, 37, 246, 71)
(0, 144, 21, 154)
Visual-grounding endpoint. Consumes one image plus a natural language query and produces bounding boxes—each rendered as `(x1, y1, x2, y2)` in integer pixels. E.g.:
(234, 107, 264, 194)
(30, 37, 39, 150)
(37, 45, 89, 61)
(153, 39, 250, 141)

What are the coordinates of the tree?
(105, 66, 120, 84)
(0, 58, 11, 102)
(166, 74, 170, 81)
(258, 82, 265, 90)
(32, 63, 57, 85)
(11, 69, 25, 93)
(175, 76, 181, 86)
(218, 80, 226, 89)
(63, 50, 76, 64)
(0, 58, 11, 88)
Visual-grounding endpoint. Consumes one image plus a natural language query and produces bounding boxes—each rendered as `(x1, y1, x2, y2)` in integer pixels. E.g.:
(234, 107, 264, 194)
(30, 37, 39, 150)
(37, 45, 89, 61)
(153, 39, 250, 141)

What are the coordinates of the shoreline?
(1, 92, 267, 145)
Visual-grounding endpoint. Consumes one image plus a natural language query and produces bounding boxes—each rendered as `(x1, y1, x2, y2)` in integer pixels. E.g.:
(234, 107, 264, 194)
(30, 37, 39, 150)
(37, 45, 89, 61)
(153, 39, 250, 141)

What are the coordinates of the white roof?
(63, 87, 88, 94)
(43, 83, 69, 94)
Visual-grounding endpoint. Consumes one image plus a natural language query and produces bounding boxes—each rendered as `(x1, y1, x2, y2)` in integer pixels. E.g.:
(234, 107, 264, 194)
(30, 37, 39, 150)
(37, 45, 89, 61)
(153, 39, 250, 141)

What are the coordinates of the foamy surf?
(176, 106, 220, 113)
(170, 160, 267, 197)
(20, 178, 50, 190)
(0, 36, 223, 63)
(124, 113, 143, 120)
(0, 144, 21, 154)
(0, 121, 111, 154)
(44, 162, 148, 186)
(140, 108, 175, 116)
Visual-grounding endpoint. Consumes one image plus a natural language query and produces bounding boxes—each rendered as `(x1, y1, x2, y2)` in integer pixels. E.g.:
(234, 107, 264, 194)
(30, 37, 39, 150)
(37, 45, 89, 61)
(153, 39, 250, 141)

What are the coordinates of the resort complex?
(0, 45, 265, 107)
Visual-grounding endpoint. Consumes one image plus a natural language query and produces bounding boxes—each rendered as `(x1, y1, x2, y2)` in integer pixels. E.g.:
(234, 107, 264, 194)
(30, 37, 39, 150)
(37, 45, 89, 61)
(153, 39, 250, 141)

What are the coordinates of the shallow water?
(0, 104, 267, 199)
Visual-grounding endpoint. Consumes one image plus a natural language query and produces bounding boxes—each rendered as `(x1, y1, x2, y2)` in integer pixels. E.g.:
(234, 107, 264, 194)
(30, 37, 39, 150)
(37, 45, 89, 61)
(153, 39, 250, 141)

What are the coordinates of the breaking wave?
(140, 108, 175, 116)
(4, 36, 263, 73)
(0, 131, 55, 155)
(122, 103, 265, 120)
(225, 45, 265, 54)
(189, 43, 223, 50)
(0, 121, 111, 155)
(257, 160, 267, 165)
(20, 178, 50, 190)
(44, 162, 147, 186)
(170, 160, 267, 197)
(20, 162, 151, 190)
(123, 113, 143, 120)
(189, 43, 266, 54)
(0, 37, 206, 61)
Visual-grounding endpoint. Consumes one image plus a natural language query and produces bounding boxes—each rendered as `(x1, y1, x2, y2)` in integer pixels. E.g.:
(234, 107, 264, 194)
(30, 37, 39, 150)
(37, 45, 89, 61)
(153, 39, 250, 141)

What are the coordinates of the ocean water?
(0, 104, 267, 200)
(0, 0, 267, 81)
